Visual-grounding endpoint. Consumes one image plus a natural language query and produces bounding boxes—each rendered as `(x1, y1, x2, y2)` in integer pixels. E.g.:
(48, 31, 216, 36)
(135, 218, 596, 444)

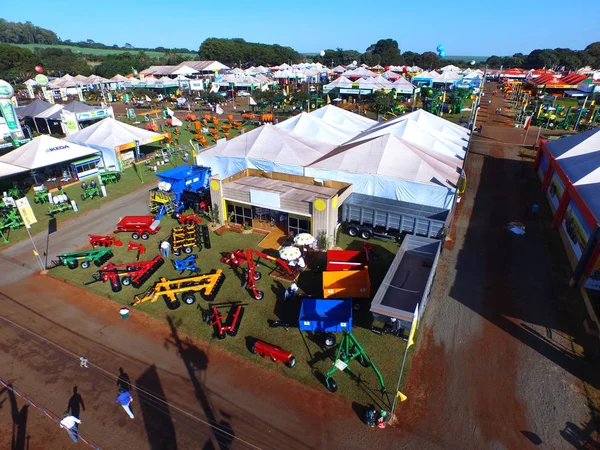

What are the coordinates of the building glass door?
(288, 216, 310, 236)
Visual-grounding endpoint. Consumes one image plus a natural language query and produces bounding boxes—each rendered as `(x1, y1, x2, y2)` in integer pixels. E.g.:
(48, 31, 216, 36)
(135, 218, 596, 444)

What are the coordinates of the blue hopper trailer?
(151, 165, 212, 218)
(298, 299, 353, 333)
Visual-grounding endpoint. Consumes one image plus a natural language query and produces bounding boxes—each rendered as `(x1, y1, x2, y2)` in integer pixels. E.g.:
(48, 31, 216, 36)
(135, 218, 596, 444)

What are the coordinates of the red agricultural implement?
(221, 249, 292, 300)
(202, 304, 245, 339)
(89, 234, 123, 248)
(251, 340, 296, 368)
(114, 216, 161, 240)
(174, 213, 204, 226)
(127, 241, 146, 260)
(87, 256, 164, 292)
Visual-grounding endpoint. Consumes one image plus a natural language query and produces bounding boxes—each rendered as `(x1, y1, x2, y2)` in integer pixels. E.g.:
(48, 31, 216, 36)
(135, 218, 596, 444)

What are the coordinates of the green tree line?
(0, 19, 60, 45)
(486, 43, 600, 70)
(198, 38, 301, 66)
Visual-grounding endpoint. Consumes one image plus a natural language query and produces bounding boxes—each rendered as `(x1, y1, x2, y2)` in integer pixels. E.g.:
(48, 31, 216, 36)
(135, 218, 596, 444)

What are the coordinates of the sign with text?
(16, 197, 37, 228)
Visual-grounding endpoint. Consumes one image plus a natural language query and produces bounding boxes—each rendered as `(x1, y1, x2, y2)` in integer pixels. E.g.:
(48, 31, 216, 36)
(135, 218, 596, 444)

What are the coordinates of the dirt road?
(1, 84, 597, 449)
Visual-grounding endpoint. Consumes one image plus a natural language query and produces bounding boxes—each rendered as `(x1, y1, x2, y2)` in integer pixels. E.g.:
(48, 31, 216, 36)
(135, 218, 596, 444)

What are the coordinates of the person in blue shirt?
(116, 389, 134, 419)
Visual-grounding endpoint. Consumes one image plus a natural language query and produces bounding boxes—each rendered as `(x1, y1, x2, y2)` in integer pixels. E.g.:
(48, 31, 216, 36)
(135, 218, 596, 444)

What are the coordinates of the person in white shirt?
(60, 415, 81, 443)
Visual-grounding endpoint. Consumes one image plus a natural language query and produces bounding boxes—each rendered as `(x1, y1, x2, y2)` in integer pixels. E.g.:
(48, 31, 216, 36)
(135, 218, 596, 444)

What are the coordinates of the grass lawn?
(0, 150, 188, 248)
(52, 218, 410, 408)
(9, 43, 193, 59)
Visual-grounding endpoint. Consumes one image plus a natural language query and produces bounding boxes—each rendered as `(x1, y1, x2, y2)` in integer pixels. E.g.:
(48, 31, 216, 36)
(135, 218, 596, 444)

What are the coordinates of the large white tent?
(196, 125, 336, 179)
(0, 161, 29, 178)
(308, 105, 376, 134)
(65, 118, 164, 169)
(0, 135, 99, 170)
(390, 77, 417, 94)
(275, 112, 357, 145)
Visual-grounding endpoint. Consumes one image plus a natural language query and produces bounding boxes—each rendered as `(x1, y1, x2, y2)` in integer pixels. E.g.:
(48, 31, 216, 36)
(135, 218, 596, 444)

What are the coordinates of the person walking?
(60, 415, 81, 443)
(160, 240, 170, 259)
(116, 389, 135, 419)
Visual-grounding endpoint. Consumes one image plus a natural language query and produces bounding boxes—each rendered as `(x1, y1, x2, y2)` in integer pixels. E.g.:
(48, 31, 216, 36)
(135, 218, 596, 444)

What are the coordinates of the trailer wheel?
(67, 261, 78, 270)
(166, 298, 181, 310)
(183, 246, 193, 254)
(358, 356, 371, 368)
(141, 232, 150, 240)
(324, 334, 336, 347)
(250, 343, 257, 354)
(326, 378, 338, 393)
(182, 293, 196, 305)
(359, 228, 372, 240)
(121, 276, 132, 287)
(173, 249, 181, 257)
(253, 271, 262, 280)
(254, 290, 264, 301)
(80, 261, 90, 269)
(285, 356, 296, 368)
(131, 232, 140, 240)
(347, 226, 359, 237)
(217, 332, 226, 340)
(80, 194, 86, 201)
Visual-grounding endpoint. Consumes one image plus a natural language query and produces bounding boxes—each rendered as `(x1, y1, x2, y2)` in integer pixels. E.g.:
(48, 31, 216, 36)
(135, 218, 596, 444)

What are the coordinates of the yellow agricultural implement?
(132, 269, 225, 309)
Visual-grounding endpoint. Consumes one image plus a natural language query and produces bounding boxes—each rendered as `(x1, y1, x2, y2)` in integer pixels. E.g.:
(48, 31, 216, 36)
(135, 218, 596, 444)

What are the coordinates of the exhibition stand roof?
(16, 99, 53, 118)
(0, 161, 29, 178)
(275, 112, 357, 145)
(0, 135, 98, 170)
(308, 105, 376, 134)
(65, 118, 164, 152)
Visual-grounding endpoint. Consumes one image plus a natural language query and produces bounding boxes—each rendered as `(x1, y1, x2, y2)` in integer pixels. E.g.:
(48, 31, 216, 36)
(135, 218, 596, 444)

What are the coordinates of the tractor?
(81, 181, 101, 201)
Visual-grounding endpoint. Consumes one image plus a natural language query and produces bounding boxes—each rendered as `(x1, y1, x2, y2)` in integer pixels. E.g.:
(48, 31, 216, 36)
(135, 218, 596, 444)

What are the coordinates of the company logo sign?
(46, 145, 69, 153)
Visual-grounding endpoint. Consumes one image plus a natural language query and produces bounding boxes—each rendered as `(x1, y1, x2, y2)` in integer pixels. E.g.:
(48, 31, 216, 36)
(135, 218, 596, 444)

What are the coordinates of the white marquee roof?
(275, 112, 357, 145)
(65, 118, 163, 150)
(308, 104, 377, 134)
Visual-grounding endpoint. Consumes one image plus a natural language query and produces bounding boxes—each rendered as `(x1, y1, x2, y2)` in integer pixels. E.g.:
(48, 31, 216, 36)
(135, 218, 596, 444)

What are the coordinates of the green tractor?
(49, 248, 114, 270)
(80, 181, 101, 201)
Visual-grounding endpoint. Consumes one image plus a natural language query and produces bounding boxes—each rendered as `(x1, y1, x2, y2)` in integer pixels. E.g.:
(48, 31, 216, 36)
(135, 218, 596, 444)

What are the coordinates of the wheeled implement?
(221, 249, 292, 300)
(202, 304, 245, 339)
(49, 248, 114, 270)
(87, 256, 164, 292)
(251, 340, 296, 368)
(89, 234, 123, 248)
(132, 269, 225, 309)
(114, 216, 161, 240)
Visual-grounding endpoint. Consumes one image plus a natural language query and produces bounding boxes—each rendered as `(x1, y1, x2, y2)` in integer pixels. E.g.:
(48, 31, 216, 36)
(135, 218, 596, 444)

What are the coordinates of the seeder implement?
(49, 248, 114, 270)
(132, 269, 225, 309)
(87, 256, 164, 292)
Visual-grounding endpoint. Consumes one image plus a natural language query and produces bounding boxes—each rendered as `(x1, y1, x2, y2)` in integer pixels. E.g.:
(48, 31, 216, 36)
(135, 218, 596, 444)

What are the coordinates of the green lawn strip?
(52, 219, 407, 406)
(0, 152, 186, 248)
(10, 43, 192, 59)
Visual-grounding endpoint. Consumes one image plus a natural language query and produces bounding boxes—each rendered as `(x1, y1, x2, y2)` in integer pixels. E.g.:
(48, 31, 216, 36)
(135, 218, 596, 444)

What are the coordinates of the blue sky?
(3, 1, 599, 56)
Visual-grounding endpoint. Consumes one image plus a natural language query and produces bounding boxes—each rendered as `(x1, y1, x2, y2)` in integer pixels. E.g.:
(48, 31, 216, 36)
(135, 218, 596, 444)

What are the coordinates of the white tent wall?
(305, 167, 455, 209)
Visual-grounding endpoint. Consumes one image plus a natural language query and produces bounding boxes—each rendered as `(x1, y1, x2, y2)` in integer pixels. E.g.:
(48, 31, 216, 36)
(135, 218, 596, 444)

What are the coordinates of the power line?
(0, 378, 101, 449)
(0, 312, 263, 450)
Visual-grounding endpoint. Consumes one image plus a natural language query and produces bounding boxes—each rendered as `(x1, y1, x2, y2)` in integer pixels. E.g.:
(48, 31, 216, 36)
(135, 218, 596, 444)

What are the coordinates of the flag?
(132, 67, 138, 77)
(397, 391, 408, 402)
(249, 97, 257, 106)
(145, 95, 152, 103)
(166, 107, 174, 117)
(407, 304, 419, 348)
(215, 104, 224, 115)
(171, 116, 183, 127)
(524, 116, 532, 131)
(327, 94, 331, 104)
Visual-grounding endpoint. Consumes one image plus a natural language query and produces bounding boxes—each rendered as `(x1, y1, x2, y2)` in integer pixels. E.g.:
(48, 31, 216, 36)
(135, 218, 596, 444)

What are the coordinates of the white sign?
(334, 359, 348, 371)
(250, 190, 280, 209)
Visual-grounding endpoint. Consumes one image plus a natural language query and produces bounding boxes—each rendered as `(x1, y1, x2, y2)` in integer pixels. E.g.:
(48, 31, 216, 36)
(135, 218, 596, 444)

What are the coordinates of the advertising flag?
(524, 116, 532, 131)
(407, 304, 419, 348)
(215, 104, 224, 115)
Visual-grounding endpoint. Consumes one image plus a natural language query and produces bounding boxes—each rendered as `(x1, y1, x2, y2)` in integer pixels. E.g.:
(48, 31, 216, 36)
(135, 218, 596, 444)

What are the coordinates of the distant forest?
(0, 18, 598, 82)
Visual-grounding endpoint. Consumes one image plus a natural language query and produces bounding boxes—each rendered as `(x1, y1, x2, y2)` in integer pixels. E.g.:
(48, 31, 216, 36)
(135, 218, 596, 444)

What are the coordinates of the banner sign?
(339, 88, 372, 95)
(76, 108, 110, 122)
(0, 99, 20, 132)
(585, 254, 600, 291)
(35, 74, 49, 86)
(61, 110, 79, 136)
(0, 80, 15, 98)
(16, 197, 37, 228)
(561, 201, 591, 260)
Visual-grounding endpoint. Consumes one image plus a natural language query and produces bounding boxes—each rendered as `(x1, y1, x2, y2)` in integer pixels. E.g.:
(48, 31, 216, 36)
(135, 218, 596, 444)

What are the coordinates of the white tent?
(432, 71, 462, 84)
(308, 105, 376, 134)
(65, 118, 164, 169)
(323, 76, 353, 93)
(196, 125, 336, 179)
(0, 135, 99, 170)
(0, 161, 29, 178)
(440, 65, 462, 73)
(390, 77, 417, 94)
(110, 74, 129, 82)
(382, 70, 401, 80)
(275, 112, 357, 145)
(344, 67, 377, 78)
(305, 134, 457, 208)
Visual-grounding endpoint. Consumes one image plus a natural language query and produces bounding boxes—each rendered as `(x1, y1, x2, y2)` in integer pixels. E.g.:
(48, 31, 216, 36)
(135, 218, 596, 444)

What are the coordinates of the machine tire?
(183, 246, 193, 254)
(141, 232, 150, 240)
(217, 332, 226, 340)
(250, 343, 257, 354)
(254, 290, 264, 301)
(80, 194, 86, 201)
(110, 276, 122, 293)
(166, 298, 181, 310)
(121, 276, 132, 287)
(67, 261, 78, 270)
(80, 261, 90, 269)
(182, 293, 196, 305)
(253, 271, 262, 280)
(358, 356, 371, 368)
(347, 226, 359, 237)
(359, 228, 372, 240)
(324, 334, 336, 347)
(173, 249, 181, 256)
(285, 356, 296, 368)
(326, 378, 338, 393)
(131, 232, 140, 240)
(115, 173, 121, 182)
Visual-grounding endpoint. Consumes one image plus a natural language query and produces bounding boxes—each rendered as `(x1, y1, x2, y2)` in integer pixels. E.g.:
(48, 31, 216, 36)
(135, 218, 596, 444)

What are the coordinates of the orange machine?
(322, 270, 371, 299)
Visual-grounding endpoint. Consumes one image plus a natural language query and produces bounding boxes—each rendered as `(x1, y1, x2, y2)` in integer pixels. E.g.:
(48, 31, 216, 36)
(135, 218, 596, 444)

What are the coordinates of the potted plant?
(242, 223, 253, 234)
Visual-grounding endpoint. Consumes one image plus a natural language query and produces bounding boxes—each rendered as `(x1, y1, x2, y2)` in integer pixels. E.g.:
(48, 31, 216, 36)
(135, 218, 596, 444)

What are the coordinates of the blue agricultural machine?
(150, 165, 212, 219)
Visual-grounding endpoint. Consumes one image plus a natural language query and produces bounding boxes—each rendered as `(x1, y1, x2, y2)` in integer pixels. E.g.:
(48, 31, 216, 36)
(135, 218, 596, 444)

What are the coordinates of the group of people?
(59, 368, 135, 443)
